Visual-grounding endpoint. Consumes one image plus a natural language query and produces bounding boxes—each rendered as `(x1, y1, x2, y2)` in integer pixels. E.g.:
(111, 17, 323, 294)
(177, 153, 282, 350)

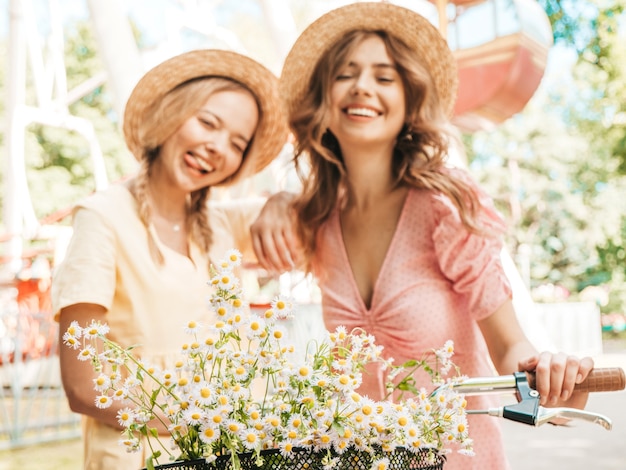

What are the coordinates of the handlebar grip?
(528, 367, 626, 393)
(573, 367, 625, 393)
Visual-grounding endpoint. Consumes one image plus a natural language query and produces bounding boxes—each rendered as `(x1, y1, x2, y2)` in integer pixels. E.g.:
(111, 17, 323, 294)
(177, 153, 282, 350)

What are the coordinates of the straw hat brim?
(123, 49, 288, 179)
(281, 2, 458, 119)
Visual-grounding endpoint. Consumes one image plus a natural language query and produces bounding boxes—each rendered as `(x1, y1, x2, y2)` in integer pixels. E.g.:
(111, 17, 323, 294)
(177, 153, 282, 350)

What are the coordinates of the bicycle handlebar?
(445, 367, 625, 396)
(431, 367, 625, 430)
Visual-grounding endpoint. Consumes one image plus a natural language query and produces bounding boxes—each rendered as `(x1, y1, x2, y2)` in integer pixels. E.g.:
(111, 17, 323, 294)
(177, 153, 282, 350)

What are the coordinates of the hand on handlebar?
(517, 351, 595, 408)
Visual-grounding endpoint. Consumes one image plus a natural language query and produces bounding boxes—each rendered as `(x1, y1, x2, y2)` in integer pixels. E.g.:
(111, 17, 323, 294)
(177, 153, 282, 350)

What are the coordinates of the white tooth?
(194, 155, 214, 172)
(347, 107, 377, 117)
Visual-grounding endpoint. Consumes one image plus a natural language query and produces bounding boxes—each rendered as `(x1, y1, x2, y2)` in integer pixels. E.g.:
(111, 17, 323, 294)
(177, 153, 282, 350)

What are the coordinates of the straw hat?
(123, 49, 288, 178)
(281, 2, 458, 119)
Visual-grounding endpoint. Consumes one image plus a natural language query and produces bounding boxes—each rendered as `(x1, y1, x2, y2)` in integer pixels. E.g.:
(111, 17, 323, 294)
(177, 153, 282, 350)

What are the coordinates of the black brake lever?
(501, 371, 540, 426)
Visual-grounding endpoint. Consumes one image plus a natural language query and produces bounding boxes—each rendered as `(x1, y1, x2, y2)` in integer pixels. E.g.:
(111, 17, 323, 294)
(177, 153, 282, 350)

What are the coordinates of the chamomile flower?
(62, 331, 81, 349)
(371, 457, 391, 470)
(210, 320, 233, 335)
(222, 249, 243, 268)
(211, 271, 238, 292)
(66, 321, 83, 338)
(183, 320, 201, 335)
(271, 296, 294, 320)
(239, 428, 262, 450)
(84, 321, 109, 338)
(198, 423, 221, 445)
(93, 373, 111, 392)
(77, 345, 96, 361)
(123, 376, 141, 389)
(190, 381, 215, 406)
(243, 315, 266, 339)
(182, 405, 204, 426)
(119, 436, 141, 453)
(334, 373, 359, 393)
(117, 408, 135, 427)
(279, 440, 295, 457)
(294, 364, 313, 381)
(111, 387, 128, 401)
(94, 394, 112, 409)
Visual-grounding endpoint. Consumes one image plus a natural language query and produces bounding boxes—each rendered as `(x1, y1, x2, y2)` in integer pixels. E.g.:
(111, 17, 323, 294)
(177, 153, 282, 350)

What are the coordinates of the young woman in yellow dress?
(53, 49, 288, 470)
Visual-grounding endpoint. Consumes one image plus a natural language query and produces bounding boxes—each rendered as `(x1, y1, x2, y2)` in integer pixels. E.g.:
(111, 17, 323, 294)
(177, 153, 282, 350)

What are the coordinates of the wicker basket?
(149, 447, 445, 470)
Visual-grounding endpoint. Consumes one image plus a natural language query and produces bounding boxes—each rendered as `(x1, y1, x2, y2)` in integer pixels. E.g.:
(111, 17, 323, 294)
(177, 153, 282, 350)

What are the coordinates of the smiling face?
(155, 88, 259, 193)
(327, 34, 406, 151)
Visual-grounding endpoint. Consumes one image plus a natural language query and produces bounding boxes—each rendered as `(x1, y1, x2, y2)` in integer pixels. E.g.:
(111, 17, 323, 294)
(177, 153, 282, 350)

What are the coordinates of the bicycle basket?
(148, 447, 445, 470)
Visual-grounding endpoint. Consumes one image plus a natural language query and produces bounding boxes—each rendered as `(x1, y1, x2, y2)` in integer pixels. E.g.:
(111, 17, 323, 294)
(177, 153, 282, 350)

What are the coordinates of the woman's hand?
(518, 352, 595, 409)
(250, 191, 302, 274)
(478, 299, 594, 413)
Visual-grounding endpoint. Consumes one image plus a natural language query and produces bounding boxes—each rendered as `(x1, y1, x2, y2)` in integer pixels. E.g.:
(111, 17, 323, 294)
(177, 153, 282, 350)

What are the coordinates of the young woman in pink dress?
(251, 3, 594, 469)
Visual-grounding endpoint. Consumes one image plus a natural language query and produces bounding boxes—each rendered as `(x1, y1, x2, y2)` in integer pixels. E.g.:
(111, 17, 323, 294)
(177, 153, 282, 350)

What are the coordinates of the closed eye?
(231, 141, 246, 155)
(200, 117, 217, 128)
(336, 74, 354, 81)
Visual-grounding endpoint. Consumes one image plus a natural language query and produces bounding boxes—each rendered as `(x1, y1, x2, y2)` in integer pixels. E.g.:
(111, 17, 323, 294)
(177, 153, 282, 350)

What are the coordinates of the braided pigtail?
(188, 187, 213, 267)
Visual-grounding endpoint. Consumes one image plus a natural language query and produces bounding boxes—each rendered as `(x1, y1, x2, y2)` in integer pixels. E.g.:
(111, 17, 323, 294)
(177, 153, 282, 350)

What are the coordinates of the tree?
(20, 21, 132, 223)
(466, 0, 626, 314)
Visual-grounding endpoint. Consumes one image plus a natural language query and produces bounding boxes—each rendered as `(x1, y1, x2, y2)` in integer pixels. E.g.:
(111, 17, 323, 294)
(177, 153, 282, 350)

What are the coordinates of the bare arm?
(478, 298, 594, 409)
(59, 303, 126, 429)
(58, 304, 169, 433)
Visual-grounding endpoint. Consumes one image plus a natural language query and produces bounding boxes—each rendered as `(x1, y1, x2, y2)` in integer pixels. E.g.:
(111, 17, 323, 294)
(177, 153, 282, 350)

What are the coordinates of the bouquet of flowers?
(63, 250, 473, 470)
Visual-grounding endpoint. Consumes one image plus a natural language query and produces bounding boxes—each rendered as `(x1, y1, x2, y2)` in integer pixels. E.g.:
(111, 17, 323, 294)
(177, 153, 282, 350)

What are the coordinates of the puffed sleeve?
(51, 205, 117, 320)
(431, 169, 512, 320)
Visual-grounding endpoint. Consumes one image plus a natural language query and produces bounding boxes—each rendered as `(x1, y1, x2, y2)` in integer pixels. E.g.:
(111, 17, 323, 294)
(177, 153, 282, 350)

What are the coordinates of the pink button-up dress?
(314, 181, 513, 469)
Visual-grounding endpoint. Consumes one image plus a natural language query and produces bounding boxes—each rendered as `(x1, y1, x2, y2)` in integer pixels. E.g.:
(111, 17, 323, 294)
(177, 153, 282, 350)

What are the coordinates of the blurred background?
(0, 0, 625, 468)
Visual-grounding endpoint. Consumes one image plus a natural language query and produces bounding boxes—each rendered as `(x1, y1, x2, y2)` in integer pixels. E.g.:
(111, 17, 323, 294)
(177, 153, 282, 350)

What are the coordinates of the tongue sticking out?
(188, 152, 213, 174)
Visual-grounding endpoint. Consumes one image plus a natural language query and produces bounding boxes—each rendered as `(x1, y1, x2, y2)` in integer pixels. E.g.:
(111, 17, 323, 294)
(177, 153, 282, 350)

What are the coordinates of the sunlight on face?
(159, 88, 259, 192)
(328, 35, 406, 149)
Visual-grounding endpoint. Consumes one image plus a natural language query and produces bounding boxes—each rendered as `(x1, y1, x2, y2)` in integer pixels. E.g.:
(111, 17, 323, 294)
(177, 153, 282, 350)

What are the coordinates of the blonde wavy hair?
(131, 77, 258, 264)
(290, 30, 485, 270)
